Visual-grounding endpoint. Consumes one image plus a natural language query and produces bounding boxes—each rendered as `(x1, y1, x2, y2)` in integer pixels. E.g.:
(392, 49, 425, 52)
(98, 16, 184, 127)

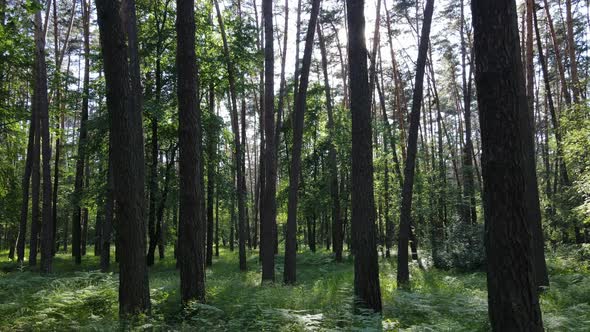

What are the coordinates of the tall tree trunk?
(317, 22, 343, 262)
(96, 0, 151, 315)
(347, 0, 382, 312)
(260, 0, 277, 282)
(176, 0, 205, 303)
(565, 0, 581, 102)
(72, 0, 91, 265)
(397, 0, 434, 288)
(461, 0, 476, 224)
(214, 0, 247, 271)
(284, 0, 321, 284)
(206, 85, 216, 267)
(542, 0, 571, 105)
(40, 17, 53, 271)
(471, 0, 543, 329)
(17, 100, 36, 263)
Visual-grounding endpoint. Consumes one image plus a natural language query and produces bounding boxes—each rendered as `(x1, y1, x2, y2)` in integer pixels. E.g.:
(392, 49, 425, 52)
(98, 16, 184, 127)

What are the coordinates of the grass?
(0, 246, 589, 331)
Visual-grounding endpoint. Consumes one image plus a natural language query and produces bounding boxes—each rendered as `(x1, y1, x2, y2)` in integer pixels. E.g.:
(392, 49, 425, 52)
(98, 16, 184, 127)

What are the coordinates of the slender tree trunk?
(260, 0, 277, 282)
(96, 0, 151, 315)
(472, 0, 543, 329)
(347, 0, 382, 312)
(16, 101, 35, 263)
(206, 85, 216, 267)
(317, 22, 343, 262)
(214, 0, 247, 271)
(461, 0, 476, 225)
(100, 151, 114, 272)
(397, 0, 434, 288)
(565, 0, 581, 102)
(284, 0, 321, 284)
(72, 0, 91, 265)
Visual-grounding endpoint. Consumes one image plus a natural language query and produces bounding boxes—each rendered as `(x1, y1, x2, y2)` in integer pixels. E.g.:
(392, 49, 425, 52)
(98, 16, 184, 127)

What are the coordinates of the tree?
(72, 0, 91, 265)
(471, 0, 544, 329)
(260, 0, 276, 282)
(317, 21, 342, 262)
(176, 0, 205, 303)
(284, 0, 321, 285)
(397, 0, 435, 288)
(96, 0, 151, 315)
(346, 0, 381, 312)
(214, 0, 247, 271)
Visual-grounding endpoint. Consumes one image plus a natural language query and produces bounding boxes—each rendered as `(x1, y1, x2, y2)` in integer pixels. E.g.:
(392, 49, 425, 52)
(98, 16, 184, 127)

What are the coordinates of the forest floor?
(0, 246, 589, 331)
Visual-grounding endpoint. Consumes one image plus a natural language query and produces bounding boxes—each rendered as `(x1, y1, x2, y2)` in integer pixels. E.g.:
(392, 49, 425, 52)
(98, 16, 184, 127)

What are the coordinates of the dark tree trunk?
(397, 0, 434, 288)
(29, 27, 42, 268)
(176, 0, 205, 303)
(284, 0, 320, 284)
(96, 0, 151, 315)
(17, 95, 36, 263)
(260, 0, 277, 282)
(206, 85, 216, 267)
(471, 0, 544, 329)
(100, 150, 114, 272)
(72, 0, 91, 265)
(460, 0, 477, 225)
(35, 8, 53, 273)
(346, 0, 382, 312)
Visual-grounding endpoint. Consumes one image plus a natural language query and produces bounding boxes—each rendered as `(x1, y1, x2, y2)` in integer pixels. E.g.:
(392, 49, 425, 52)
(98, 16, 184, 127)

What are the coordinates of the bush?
(434, 222, 486, 271)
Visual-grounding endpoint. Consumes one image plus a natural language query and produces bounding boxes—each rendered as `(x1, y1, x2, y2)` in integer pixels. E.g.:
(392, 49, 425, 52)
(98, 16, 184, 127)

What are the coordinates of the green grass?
(0, 247, 588, 331)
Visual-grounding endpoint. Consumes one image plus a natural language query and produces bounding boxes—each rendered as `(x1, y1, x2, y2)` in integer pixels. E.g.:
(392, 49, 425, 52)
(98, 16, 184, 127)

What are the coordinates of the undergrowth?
(0, 246, 588, 331)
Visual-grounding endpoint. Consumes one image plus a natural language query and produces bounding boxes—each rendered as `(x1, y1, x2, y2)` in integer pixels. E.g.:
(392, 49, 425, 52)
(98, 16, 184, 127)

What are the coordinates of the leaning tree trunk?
(346, 0, 382, 313)
(397, 0, 434, 288)
(284, 0, 321, 284)
(96, 0, 151, 315)
(471, 0, 544, 329)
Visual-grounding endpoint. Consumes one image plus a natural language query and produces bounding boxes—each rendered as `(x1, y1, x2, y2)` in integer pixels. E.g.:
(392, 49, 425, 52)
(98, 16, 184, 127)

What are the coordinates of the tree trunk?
(17, 97, 36, 263)
(347, 0, 382, 312)
(175, 0, 205, 303)
(100, 150, 114, 272)
(206, 85, 215, 267)
(284, 0, 320, 284)
(214, 0, 247, 271)
(471, 0, 543, 329)
(72, 0, 91, 265)
(317, 22, 343, 262)
(96, 0, 151, 315)
(461, 0, 476, 225)
(397, 0, 434, 288)
(260, 0, 277, 282)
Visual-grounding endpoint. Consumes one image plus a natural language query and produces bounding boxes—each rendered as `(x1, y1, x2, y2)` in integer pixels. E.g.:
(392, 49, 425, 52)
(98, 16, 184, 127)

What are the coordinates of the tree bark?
(347, 0, 382, 312)
(176, 0, 205, 303)
(96, 0, 151, 315)
(471, 0, 544, 329)
(397, 0, 434, 288)
(284, 0, 321, 284)
(214, 0, 247, 271)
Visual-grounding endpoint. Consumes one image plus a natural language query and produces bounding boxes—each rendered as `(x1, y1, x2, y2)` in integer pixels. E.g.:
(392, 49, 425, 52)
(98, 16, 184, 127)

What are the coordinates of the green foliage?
(434, 222, 486, 271)
(1, 248, 589, 331)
